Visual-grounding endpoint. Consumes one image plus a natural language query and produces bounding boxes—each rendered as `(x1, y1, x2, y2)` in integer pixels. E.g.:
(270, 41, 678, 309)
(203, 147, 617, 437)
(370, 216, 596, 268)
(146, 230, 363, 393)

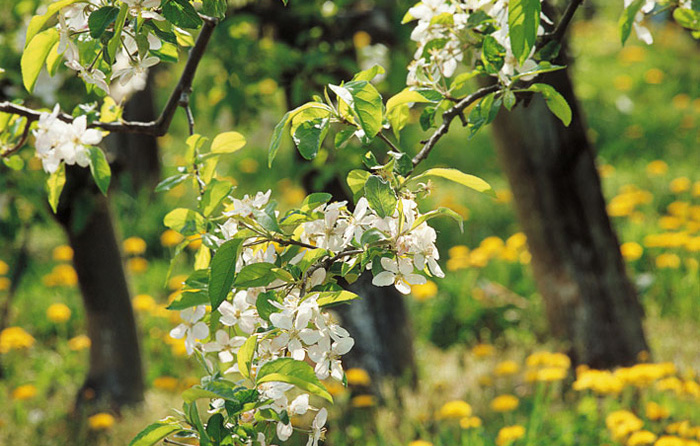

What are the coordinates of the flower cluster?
(33, 105, 104, 174)
(162, 187, 446, 445)
(405, 0, 551, 87)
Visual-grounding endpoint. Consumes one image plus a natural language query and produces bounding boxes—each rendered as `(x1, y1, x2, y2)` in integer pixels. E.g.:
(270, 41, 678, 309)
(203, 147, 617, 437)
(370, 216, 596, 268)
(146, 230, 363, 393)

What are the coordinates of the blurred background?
(0, 0, 698, 445)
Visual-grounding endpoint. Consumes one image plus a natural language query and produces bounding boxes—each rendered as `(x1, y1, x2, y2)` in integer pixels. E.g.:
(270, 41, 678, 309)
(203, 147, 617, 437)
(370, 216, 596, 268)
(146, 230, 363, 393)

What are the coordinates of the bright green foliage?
(508, 0, 541, 65)
(208, 239, 244, 311)
(256, 358, 334, 402)
(21, 28, 58, 93)
(527, 83, 572, 126)
(87, 146, 111, 196)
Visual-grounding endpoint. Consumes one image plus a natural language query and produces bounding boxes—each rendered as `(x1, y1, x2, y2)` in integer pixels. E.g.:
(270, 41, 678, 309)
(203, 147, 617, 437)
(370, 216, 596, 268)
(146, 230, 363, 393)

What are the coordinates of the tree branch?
(0, 14, 219, 141)
(409, 84, 500, 171)
(541, 0, 585, 46)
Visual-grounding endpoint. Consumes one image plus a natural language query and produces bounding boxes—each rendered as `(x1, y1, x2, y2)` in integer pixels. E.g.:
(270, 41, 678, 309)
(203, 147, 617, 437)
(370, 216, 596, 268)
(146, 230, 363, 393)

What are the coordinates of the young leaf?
(364, 175, 397, 218)
(201, 179, 233, 217)
(47, 164, 66, 213)
(508, 0, 541, 65)
(25, 0, 79, 47)
(208, 238, 244, 311)
(163, 208, 206, 234)
(88, 6, 119, 39)
(330, 81, 383, 138)
(410, 207, 464, 232)
(314, 290, 360, 307)
(256, 358, 333, 402)
(155, 174, 190, 193)
(211, 131, 246, 154)
(128, 418, 183, 446)
(237, 335, 257, 380)
(88, 146, 111, 195)
(107, 4, 129, 64)
(620, 0, 645, 45)
(166, 290, 209, 310)
(268, 111, 291, 167)
(162, 0, 203, 29)
(233, 263, 278, 289)
(293, 117, 330, 160)
(347, 170, 371, 202)
(351, 65, 386, 82)
(412, 168, 493, 195)
(527, 83, 572, 126)
(21, 28, 59, 93)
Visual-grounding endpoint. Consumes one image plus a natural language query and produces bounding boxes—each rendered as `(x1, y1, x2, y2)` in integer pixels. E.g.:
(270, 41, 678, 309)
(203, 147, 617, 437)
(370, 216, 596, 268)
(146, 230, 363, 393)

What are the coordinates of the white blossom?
(170, 305, 209, 355)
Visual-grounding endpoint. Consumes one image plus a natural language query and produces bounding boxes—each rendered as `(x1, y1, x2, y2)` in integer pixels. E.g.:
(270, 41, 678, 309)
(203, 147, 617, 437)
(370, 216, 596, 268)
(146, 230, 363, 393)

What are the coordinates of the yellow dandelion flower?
(132, 294, 156, 312)
(239, 158, 259, 174)
(573, 369, 623, 395)
(12, 384, 38, 401)
(667, 201, 690, 218)
(0, 277, 10, 291)
(621, 242, 643, 261)
(472, 343, 495, 358)
(0, 326, 36, 353)
(506, 232, 527, 250)
(627, 430, 657, 446)
(43, 264, 78, 287)
(645, 401, 670, 420)
(460, 416, 482, 429)
(656, 253, 681, 269)
(186, 234, 203, 251)
(123, 236, 147, 255)
(46, 303, 71, 323)
(606, 410, 644, 441)
(411, 280, 438, 302)
(496, 425, 526, 446)
(656, 376, 683, 394)
(153, 376, 179, 392)
(353, 31, 372, 49)
(161, 229, 185, 247)
(613, 75, 633, 91)
(618, 45, 646, 64)
(408, 441, 433, 446)
(494, 360, 519, 376)
(351, 394, 376, 408)
(68, 335, 91, 351)
(324, 379, 347, 397)
(168, 275, 188, 291)
(670, 177, 691, 194)
(0, 260, 8, 275)
(599, 164, 615, 178)
(490, 395, 519, 412)
(644, 68, 664, 84)
(88, 413, 116, 430)
(659, 216, 683, 230)
(693, 181, 700, 197)
(346, 368, 371, 387)
(127, 257, 149, 274)
(52, 245, 74, 262)
(654, 436, 685, 446)
(646, 160, 668, 176)
(495, 189, 513, 203)
(437, 400, 472, 419)
(537, 367, 567, 382)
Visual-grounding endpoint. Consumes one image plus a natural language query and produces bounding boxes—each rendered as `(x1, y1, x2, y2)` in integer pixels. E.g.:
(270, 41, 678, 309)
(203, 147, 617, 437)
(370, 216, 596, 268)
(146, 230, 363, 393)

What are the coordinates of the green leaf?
(208, 239, 244, 311)
(3, 156, 24, 170)
(411, 207, 464, 233)
(211, 131, 246, 154)
(673, 8, 700, 30)
(25, 0, 79, 47)
(412, 168, 493, 195)
(237, 335, 257, 380)
(87, 146, 111, 195)
(293, 117, 330, 160)
(206, 413, 225, 445)
(233, 263, 278, 288)
(481, 35, 506, 74)
(256, 358, 333, 402)
(155, 174, 190, 193)
(347, 169, 370, 202)
(314, 290, 359, 307)
(620, 0, 645, 45)
(128, 418, 183, 446)
(386, 89, 435, 114)
(162, 0, 203, 29)
(351, 65, 386, 82)
(107, 4, 129, 64)
(508, 0, 541, 65)
(166, 290, 209, 310)
(467, 93, 500, 137)
(330, 81, 383, 138)
(268, 111, 291, 167)
(301, 193, 332, 212)
(503, 89, 516, 111)
(21, 28, 59, 93)
(46, 42, 63, 76)
(163, 208, 206, 234)
(182, 380, 246, 403)
(527, 83, 572, 126)
(511, 62, 567, 81)
(47, 164, 66, 213)
(88, 6, 119, 39)
(201, 179, 233, 217)
(363, 175, 397, 218)
(256, 291, 281, 323)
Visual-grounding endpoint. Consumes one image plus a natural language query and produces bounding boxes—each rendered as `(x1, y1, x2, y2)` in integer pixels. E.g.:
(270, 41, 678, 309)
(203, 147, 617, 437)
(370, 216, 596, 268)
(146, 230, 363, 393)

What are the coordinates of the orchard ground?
(1, 16, 699, 446)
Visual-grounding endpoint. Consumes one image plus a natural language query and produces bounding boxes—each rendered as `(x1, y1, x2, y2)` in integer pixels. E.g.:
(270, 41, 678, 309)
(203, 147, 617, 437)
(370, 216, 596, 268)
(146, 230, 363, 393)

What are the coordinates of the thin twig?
(0, 14, 219, 143)
(163, 437, 192, 446)
(409, 84, 500, 172)
(541, 0, 585, 46)
(377, 130, 400, 153)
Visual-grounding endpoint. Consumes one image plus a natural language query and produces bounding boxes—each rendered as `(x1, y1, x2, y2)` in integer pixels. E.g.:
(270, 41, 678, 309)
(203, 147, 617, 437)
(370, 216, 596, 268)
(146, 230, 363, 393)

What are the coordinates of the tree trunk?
(55, 167, 144, 408)
(488, 64, 648, 368)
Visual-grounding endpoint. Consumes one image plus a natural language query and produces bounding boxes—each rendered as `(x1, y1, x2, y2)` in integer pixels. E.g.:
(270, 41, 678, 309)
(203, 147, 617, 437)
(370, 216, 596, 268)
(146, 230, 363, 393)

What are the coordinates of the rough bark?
(488, 64, 648, 368)
(55, 167, 144, 408)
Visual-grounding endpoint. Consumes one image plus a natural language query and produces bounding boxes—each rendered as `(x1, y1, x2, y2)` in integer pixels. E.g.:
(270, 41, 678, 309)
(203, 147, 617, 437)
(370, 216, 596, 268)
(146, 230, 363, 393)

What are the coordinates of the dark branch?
(0, 14, 219, 141)
(410, 84, 500, 171)
(541, 0, 585, 46)
(0, 118, 31, 158)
